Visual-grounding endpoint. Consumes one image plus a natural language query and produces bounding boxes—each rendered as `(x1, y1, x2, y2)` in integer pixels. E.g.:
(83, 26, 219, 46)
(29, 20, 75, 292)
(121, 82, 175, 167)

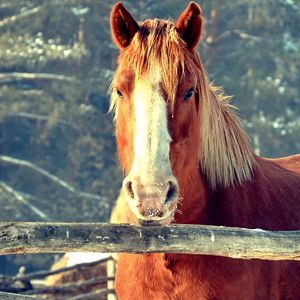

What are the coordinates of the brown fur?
(110, 2, 300, 300)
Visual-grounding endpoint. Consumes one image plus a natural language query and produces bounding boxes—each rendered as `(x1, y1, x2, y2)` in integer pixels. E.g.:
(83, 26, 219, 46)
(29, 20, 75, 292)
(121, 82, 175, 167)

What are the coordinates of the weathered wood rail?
(0, 222, 300, 261)
(0, 291, 40, 299)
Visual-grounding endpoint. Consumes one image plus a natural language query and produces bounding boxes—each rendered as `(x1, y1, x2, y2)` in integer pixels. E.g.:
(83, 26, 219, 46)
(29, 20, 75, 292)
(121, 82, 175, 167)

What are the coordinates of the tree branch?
(65, 288, 115, 300)
(22, 276, 114, 295)
(206, 29, 262, 45)
(0, 73, 78, 84)
(0, 291, 40, 299)
(0, 256, 115, 298)
(0, 6, 42, 28)
(0, 222, 299, 261)
(0, 181, 50, 221)
(0, 155, 104, 202)
(6, 112, 73, 128)
(13, 257, 113, 281)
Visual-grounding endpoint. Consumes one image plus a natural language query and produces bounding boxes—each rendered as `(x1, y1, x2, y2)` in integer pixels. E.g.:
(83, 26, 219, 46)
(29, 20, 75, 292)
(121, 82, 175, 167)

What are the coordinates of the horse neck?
(200, 155, 300, 230)
(173, 163, 211, 224)
(173, 156, 263, 227)
(173, 161, 255, 227)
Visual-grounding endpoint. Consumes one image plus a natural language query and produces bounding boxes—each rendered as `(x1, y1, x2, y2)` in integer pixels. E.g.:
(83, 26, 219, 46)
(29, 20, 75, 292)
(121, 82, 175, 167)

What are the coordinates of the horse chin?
(138, 219, 162, 226)
(136, 214, 174, 227)
(127, 199, 178, 226)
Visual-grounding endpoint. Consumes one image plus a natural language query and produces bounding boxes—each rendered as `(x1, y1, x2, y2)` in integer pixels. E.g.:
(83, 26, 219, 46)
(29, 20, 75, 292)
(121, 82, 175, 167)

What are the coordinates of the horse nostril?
(165, 181, 178, 204)
(125, 180, 135, 199)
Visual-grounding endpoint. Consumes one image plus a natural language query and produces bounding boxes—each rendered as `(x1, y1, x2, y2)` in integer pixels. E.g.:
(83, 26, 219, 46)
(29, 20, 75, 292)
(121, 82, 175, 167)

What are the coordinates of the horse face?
(114, 67, 180, 226)
(110, 2, 203, 226)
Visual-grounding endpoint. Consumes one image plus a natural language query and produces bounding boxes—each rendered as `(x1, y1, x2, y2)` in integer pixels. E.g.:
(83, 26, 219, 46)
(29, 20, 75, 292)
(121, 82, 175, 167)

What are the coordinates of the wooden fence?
(1, 222, 300, 260)
(0, 222, 300, 299)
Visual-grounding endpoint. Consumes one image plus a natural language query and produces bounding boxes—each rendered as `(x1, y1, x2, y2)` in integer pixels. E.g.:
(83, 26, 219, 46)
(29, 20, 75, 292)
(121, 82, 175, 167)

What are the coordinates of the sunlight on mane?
(201, 85, 255, 188)
(110, 18, 255, 188)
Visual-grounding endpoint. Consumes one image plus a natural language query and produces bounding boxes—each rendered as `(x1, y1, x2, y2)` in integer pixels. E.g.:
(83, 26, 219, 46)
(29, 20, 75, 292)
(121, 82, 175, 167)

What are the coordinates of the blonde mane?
(111, 19, 255, 188)
(200, 85, 255, 188)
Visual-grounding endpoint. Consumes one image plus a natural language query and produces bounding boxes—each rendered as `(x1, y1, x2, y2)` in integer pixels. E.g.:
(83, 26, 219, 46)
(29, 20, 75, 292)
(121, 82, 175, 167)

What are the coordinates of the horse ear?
(176, 2, 203, 49)
(110, 2, 139, 49)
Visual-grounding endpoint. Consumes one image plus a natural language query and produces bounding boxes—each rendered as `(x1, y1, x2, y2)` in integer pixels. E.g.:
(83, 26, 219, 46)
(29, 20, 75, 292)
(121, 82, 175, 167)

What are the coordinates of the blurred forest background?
(0, 0, 299, 274)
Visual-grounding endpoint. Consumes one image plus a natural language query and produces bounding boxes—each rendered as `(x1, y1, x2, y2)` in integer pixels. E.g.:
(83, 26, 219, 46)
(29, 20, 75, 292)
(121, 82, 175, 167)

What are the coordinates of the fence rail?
(0, 291, 40, 299)
(0, 222, 299, 261)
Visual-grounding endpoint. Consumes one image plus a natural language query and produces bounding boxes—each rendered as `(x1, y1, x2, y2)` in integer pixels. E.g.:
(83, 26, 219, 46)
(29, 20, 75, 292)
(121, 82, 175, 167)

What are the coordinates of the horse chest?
(115, 253, 209, 300)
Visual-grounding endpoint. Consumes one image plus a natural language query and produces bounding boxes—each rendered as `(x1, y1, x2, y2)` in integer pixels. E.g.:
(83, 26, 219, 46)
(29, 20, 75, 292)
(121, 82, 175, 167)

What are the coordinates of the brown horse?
(110, 2, 300, 299)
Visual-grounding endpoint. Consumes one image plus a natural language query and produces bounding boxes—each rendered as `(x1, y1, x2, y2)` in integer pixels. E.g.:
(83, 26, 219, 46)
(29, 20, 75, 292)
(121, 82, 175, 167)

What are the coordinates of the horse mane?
(200, 85, 255, 188)
(110, 18, 255, 188)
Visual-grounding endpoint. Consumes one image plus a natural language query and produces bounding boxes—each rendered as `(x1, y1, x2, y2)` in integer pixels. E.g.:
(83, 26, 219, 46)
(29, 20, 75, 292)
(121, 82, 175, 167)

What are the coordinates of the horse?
(109, 2, 300, 299)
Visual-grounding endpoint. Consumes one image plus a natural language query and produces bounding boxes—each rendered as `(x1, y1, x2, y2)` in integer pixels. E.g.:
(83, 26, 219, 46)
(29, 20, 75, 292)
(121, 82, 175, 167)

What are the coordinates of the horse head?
(110, 2, 204, 226)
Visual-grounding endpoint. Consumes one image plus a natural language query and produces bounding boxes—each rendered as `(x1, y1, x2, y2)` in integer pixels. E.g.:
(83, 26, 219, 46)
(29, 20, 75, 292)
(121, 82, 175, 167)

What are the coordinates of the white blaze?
(130, 66, 172, 182)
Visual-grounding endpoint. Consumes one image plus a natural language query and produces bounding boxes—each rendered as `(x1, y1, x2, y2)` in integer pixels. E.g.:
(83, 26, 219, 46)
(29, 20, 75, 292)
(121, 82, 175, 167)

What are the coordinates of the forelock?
(114, 19, 199, 104)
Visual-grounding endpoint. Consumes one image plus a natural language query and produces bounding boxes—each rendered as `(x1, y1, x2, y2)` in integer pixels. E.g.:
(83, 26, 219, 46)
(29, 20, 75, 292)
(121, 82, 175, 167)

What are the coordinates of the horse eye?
(116, 90, 123, 98)
(183, 88, 194, 100)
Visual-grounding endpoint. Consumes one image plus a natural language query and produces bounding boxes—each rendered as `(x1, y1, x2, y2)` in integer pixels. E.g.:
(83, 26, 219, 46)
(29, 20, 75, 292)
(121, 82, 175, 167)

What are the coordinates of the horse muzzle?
(122, 175, 179, 226)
